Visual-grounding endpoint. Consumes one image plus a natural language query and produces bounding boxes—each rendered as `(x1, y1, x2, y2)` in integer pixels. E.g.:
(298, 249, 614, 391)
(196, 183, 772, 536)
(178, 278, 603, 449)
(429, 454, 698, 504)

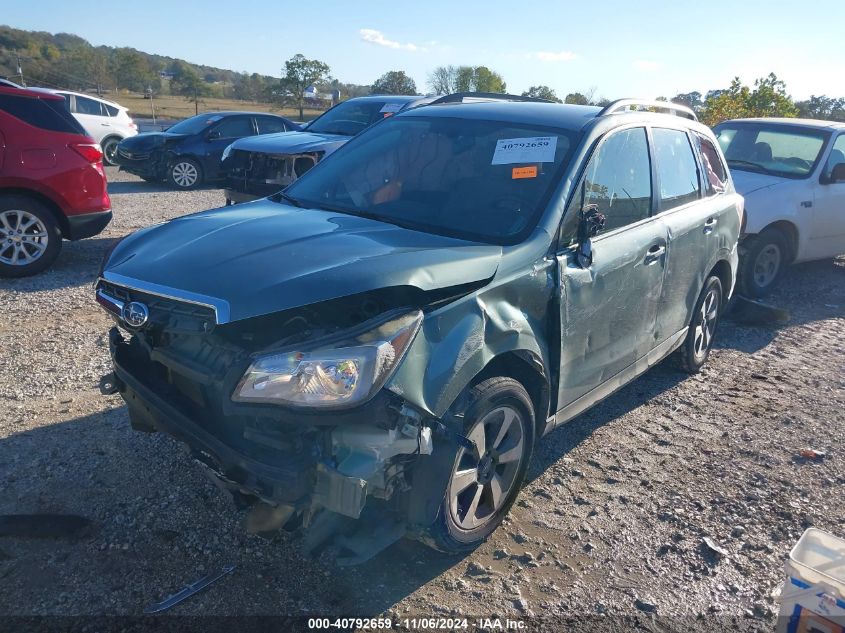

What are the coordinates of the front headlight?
(232, 310, 423, 409)
(221, 142, 234, 162)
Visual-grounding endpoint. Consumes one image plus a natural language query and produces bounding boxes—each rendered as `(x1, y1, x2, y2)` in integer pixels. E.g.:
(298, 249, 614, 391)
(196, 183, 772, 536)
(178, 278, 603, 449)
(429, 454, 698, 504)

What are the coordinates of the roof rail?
(599, 98, 698, 121)
(428, 91, 552, 105)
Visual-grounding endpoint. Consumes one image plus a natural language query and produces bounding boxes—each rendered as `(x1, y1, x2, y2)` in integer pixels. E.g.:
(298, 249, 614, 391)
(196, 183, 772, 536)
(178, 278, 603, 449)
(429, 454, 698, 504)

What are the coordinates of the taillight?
(129, 119, 137, 130)
(70, 143, 103, 164)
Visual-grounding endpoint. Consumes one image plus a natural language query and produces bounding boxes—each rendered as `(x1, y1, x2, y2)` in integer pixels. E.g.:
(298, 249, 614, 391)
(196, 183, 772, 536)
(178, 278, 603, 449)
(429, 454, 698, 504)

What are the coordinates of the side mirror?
(206, 130, 221, 141)
(576, 204, 606, 268)
(830, 163, 845, 184)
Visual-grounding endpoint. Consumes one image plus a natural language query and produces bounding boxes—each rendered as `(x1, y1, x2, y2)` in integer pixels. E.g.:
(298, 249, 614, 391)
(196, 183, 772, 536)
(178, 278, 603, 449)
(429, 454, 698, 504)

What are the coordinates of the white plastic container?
(788, 528, 845, 596)
(778, 528, 845, 632)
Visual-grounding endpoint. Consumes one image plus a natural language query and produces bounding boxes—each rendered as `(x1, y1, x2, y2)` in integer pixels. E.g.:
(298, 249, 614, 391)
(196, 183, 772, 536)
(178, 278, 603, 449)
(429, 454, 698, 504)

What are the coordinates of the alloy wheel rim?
(172, 162, 198, 187)
(753, 244, 781, 288)
(103, 140, 118, 164)
(693, 287, 720, 359)
(0, 210, 48, 266)
(448, 405, 526, 531)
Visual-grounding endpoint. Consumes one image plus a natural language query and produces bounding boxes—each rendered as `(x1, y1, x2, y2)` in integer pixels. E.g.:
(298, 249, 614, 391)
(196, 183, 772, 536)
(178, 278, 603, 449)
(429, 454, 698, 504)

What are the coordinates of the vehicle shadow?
(718, 256, 844, 354)
(0, 237, 116, 293)
(107, 181, 221, 195)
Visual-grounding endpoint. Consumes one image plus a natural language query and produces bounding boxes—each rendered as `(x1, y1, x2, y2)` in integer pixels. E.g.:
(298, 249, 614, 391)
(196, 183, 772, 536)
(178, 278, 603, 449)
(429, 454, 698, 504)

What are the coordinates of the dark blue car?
(114, 111, 300, 189)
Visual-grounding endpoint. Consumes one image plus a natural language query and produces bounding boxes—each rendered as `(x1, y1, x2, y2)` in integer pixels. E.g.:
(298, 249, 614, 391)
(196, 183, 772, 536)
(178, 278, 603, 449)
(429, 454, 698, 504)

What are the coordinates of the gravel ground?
(0, 168, 843, 628)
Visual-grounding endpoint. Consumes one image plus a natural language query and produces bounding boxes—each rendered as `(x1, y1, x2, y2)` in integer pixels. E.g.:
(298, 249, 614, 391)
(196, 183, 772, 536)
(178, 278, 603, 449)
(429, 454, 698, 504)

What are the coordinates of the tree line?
(2, 25, 842, 125)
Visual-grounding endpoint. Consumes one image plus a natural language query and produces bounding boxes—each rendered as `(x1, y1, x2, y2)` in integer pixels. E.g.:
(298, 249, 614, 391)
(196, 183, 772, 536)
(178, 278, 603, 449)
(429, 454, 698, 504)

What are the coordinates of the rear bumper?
(65, 209, 112, 240)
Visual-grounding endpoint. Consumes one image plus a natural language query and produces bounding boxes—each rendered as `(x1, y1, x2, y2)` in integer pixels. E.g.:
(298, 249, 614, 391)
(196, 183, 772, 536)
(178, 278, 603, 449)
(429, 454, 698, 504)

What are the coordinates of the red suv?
(0, 86, 111, 277)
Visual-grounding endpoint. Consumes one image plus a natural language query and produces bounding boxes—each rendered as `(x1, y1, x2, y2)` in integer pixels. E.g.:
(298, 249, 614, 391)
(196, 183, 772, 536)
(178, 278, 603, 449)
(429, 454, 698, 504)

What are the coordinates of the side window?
(0, 94, 86, 134)
(652, 128, 700, 210)
(104, 104, 119, 117)
(256, 116, 287, 135)
(212, 116, 254, 139)
(826, 135, 845, 180)
(696, 134, 728, 195)
(561, 127, 652, 243)
(75, 96, 105, 116)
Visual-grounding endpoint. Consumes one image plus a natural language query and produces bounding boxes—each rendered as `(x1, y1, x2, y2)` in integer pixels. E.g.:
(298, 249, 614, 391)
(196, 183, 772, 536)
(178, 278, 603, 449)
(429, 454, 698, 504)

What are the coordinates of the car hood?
(119, 132, 185, 151)
(230, 130, 349, 155)
(102, 200, 502, 323)
(730, 169, 789, 196)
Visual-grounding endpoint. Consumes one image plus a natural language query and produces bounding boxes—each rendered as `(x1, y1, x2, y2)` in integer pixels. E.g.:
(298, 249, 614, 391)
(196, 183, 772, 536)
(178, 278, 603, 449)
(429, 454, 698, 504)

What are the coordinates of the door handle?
(703, 217, 717, 234)
(644, 244, 665, 264)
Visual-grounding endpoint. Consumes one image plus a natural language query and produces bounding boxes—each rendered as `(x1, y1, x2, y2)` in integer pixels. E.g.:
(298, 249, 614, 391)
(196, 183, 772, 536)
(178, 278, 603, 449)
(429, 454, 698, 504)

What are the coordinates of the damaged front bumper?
(223, 149, 322, 203)
(104, 325, 441, 552)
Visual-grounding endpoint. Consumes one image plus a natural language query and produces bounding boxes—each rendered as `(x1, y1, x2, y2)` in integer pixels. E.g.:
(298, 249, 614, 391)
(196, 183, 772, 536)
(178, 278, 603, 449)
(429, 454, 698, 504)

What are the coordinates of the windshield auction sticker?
(379, 103, 403, 113)
(492, 136, 557, 164)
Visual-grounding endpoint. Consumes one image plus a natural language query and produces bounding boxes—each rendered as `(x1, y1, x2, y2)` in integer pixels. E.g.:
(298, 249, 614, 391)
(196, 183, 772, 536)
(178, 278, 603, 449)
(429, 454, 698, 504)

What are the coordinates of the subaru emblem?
(122, 301, 149, 328)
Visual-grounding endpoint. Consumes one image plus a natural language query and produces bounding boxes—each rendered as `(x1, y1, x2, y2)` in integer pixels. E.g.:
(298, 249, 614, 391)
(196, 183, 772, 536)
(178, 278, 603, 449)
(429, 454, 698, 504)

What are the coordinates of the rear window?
(0, 94, 87, 135)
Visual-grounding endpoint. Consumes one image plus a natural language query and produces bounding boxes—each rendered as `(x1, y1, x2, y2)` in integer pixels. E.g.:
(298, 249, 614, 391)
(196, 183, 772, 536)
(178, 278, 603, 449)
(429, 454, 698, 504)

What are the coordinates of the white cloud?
(532, 51, 578, 62)
(633, 59, 661, 72)
(360, 29, 423, 52)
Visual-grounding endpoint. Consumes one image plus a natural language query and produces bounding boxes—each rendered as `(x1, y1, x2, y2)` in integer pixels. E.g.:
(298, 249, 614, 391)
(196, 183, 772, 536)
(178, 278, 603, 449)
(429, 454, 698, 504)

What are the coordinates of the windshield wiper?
(727, 159, 774, 175)
(308, 201, 419, 232)
(276, 191, 303, 207)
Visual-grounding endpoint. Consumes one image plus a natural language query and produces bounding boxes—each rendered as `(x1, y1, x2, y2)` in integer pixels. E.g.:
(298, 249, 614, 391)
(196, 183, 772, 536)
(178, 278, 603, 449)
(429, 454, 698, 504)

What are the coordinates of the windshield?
(166, 113, 224, 135)
(714, 123, 828, 179)
(285, 115, 576, 244)
(307, 100, 408, 136)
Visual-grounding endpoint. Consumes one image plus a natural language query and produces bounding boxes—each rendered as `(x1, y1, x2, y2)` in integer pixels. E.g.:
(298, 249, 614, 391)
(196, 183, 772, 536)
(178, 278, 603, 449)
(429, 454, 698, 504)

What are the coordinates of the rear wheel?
(739, 228, 790, 297)
(677, 275, 723, 374)
(168, 158, 202, 190)
(0, 196, 62, 277)
(101, 137, 121, 166)
(423, 377, 535, 553)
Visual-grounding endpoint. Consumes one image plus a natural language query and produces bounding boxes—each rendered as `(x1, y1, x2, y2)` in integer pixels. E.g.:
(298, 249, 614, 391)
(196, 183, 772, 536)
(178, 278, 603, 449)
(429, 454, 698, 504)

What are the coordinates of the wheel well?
(762, 221, 799, 263)
(472, 352, 550, 434)
(0, 188, 68, 237)
(709, 259, 733, 299)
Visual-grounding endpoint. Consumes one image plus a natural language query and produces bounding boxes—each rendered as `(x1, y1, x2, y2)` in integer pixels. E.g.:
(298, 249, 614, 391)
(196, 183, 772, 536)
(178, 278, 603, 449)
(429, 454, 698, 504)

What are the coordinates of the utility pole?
(148, 87, 156, 127)
(16, 52, 25, 87)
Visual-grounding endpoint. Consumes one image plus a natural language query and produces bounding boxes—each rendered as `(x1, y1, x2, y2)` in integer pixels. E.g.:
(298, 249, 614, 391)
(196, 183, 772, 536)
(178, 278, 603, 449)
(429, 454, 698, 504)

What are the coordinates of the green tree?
(564, 92, 589, 105)
(171, 61, 209, 115)
(110, 48, 156, 92)
(521, 85, 561, 102)
(672, 91, 703, 113)
(370, 70, 417, 95)
(278, 53, 331, 119)
(796, 95, 845, 122)
(701, 74, 798, 126)
(473, 66, 506, 93)
(427, 65, 506, 94)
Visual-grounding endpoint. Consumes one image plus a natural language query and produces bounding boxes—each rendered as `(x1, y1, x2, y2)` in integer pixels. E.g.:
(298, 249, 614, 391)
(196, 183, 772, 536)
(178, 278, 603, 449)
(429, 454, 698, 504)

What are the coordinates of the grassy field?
(116, 92, 325, 121)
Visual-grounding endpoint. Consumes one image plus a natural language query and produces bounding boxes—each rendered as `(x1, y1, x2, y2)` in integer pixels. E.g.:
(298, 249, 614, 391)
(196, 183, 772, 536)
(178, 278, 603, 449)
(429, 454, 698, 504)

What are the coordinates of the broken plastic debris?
(799, 449, 826, 460)
(143, 565, 235, 614)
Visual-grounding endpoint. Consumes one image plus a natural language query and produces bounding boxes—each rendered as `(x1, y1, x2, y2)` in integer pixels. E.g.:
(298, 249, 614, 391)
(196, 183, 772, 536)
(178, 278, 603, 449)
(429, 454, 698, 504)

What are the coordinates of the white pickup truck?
(714, 118, 845, 296)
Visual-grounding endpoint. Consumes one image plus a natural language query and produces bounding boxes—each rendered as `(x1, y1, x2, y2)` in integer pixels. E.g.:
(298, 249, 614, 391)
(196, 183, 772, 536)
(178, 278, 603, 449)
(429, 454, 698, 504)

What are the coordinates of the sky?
(5, 0, 844, 100)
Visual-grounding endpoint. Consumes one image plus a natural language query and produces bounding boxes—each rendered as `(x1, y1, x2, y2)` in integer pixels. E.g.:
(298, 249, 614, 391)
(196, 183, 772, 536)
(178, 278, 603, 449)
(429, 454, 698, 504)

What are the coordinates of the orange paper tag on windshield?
(512, 166, 537, 179)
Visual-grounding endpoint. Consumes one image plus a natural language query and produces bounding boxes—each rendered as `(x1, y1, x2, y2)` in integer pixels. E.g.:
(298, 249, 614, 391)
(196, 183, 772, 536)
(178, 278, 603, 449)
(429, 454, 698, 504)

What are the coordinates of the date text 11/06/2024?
(307, 617, 528, 630)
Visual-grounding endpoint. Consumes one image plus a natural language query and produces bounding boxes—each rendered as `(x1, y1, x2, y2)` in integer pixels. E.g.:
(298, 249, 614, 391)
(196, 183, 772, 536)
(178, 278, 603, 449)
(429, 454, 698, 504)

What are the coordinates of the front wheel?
(676, 275, 723, 374)
(168, 158, 202, 190)
(739, 229, 789, 297)
(0, 196, 62, 277)
(101, 137, 121, 166)
(422, 377, 535, 553)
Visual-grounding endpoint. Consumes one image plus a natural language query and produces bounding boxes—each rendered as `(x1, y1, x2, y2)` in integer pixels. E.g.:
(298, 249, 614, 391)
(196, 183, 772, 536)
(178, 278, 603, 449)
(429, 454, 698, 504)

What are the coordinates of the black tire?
(422, 377, 535, 554)
(168, 157, 203, 190)
(0, 195, 62, 278)
(101, 137, 121, 166)
(676, 275, 723, 374)
(738, 228, 790, 298)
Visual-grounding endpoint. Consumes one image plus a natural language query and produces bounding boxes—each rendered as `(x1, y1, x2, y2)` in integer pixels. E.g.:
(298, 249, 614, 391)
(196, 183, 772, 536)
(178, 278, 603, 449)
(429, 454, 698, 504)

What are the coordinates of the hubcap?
(172, 162, 198, 187)
(753, 243, 781, 288)
(448, 405, 526, 531)
(693, 287, 720, 359)
(0, 210, 48, 266)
